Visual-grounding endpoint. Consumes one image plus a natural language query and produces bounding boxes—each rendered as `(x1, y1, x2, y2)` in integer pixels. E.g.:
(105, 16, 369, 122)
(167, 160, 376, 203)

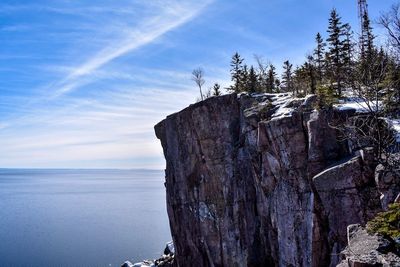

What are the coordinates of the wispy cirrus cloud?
(0, 0, 227, 169)
(51, 0, 213, 97)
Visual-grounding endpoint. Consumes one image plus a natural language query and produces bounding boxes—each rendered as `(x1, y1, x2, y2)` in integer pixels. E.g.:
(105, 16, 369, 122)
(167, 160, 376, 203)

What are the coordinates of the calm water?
(0, 169, 171, 267)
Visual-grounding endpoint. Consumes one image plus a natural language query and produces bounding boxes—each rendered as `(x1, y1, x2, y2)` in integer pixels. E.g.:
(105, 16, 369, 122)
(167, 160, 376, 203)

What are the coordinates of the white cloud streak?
(0, 0, 220, 169)
(52, 1, 213, 97)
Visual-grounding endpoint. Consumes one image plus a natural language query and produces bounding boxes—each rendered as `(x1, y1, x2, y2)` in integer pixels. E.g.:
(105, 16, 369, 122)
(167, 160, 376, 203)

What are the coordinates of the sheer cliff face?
(155, 93, 382, 267)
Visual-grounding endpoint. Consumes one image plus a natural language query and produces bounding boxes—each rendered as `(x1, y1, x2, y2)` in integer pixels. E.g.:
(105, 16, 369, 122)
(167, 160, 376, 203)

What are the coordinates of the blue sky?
(0, 0, 397, 169)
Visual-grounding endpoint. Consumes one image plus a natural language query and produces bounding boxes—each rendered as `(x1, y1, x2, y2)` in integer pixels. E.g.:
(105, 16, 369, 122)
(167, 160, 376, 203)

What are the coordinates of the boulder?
(337, 224, 400, 267)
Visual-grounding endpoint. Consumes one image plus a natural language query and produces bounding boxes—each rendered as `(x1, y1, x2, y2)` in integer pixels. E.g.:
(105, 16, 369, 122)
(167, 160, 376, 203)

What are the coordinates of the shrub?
(367, 203, 400, 239)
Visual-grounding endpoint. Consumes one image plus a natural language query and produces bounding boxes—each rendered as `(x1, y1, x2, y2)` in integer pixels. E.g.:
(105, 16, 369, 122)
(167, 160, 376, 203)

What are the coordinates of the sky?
(0, 0, 397, 169)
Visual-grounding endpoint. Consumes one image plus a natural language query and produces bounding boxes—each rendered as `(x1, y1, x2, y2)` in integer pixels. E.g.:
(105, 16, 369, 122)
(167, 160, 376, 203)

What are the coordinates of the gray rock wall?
(155, 93, 383, 267)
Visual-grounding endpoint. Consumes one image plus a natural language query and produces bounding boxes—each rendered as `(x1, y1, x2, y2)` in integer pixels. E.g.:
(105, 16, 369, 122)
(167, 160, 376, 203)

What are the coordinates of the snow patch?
(132, 261, 155, 267)
(166, 241, 175, 254)
(386, 119, 400, 143)
(334, 98, 382, 113)
(270, 93, 296, 119)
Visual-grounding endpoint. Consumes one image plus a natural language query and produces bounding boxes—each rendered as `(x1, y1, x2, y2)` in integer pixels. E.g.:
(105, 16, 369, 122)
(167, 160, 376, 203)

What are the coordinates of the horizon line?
(0, 167, 164, 171)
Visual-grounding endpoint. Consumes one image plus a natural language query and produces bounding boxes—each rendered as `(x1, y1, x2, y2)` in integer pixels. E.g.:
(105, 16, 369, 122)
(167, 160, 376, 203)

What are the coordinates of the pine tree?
(384, 58, 400, 115)
(275, 78, 281, 92)
(293, 66, 307, 95)
(343, 23, 355, 84)
(359, 11, 376, 87)
(326, 9, 346, 96)
(361, 11, 375, 62)
(212, 83, 221, 96)
(305, 56, 317, 94)
(282, 60, 294, 94)
(267, 64, 277, 92)
(314, 32, 326, 83)
(248, 66, 258, 93)
(229, 52, 244, 93)
(241, 65, 249, 91)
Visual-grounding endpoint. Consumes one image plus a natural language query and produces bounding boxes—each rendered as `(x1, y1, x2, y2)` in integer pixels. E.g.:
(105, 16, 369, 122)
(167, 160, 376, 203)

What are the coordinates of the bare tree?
(254, 55, 268, 91)
(254, 54, 268, 76)
(379, 4, 400, 55)
(192, 68, 205, 101)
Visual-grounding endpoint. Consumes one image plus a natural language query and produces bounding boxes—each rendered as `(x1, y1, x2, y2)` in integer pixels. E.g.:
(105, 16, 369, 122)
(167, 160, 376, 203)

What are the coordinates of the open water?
(0, 169, 171, 267)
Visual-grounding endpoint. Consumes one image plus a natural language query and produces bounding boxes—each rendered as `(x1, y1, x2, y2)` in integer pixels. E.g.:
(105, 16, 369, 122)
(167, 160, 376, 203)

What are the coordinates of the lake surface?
(0, 169, 171, 267)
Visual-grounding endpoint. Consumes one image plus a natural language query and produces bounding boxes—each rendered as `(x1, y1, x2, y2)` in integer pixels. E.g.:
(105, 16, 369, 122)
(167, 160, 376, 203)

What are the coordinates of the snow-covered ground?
(335, 97, 382, 113)
(245, 92, 297, 119)
(335, 97, 399, 143)
(244, 93, 399, 144)
(248, 92, 309, 119)
(269, 93, 296, 118)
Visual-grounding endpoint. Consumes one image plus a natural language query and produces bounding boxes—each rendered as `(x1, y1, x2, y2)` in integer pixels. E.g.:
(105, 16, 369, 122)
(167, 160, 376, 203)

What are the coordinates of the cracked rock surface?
(155, 93, 391, 267)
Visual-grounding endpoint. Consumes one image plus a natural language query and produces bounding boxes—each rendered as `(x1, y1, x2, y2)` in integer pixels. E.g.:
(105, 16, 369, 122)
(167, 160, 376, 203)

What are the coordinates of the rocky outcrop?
(313, 150, 381, 265)
(337, 224, 400, 267)
(375, 164, 400, 209)
(121, 242, 175, 267)
(154, 93, 390, 267)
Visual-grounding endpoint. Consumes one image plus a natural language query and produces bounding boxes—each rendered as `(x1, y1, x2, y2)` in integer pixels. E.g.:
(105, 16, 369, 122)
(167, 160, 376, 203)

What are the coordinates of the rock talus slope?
(155, 93, 386, 267)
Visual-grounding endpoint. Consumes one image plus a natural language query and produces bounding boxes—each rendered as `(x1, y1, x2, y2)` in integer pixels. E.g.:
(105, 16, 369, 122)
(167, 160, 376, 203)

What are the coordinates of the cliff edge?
(155, 93, 395, 267)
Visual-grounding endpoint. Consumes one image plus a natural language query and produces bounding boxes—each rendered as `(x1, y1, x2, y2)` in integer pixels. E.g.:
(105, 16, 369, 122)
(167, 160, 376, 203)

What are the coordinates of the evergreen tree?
(267, 64, 277, 92)
(282, 60, 294, 94)
(248, 66, 258, 93)
(229, 52, 244, 93)
(212, 83, 221, 96)
(326, 9, 346, 96)
(314, 32, 326, 83)
(293, 66, 307, 95)
(275, 78, 281, 92)
(360, 11, 375, 61)
(305, 56, 317, 94)
(343, 23, 355, 84)
(241, 65, 249, 91)
(359, 11, 377, 88)
(384, 58, 400, 115)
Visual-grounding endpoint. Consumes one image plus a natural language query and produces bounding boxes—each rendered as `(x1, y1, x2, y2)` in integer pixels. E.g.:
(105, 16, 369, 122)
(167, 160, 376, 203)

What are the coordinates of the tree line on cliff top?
(193, 4, 400, 116)
(192, 3, 400, 176)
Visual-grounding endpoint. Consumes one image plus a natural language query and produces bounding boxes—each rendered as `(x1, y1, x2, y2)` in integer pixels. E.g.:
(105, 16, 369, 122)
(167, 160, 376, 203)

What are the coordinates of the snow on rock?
(270, 93, 309, 119)
(132, 261, 155, 267)
(386, 119, 400, 143)
(121, 261, 134, 267)
(121, 241, 175, 267)
(121, 260, 155, 267)
(250, 92, 295, 119)
(245, 92, 316, 119)
(334, 97, 382, 113)
(164, 241, 175, 255)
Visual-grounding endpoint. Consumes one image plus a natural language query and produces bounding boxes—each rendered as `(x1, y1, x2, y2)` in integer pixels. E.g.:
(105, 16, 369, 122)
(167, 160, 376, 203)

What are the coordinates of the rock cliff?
(154, 93, 392, 267)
